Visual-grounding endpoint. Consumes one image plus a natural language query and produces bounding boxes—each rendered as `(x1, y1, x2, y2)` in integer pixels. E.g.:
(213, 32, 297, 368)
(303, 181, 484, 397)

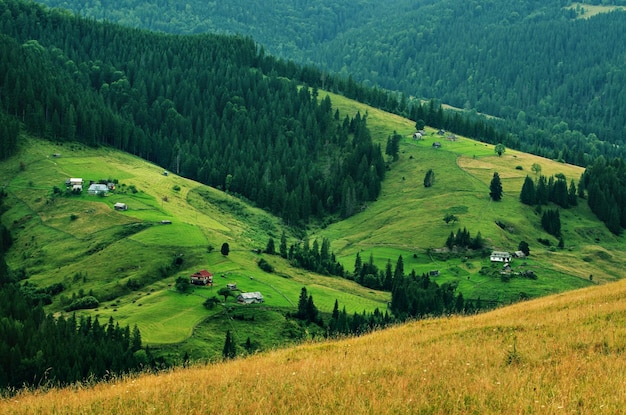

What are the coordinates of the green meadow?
(2, 93, 625, 359)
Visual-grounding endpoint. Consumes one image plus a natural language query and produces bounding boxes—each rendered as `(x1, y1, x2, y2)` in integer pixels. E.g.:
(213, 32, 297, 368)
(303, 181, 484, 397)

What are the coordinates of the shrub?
(258, 258, 274, 273)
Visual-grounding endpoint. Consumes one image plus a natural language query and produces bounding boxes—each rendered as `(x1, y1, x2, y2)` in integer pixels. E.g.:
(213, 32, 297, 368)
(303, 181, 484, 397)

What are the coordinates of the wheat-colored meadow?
(3, 279, 626, 414)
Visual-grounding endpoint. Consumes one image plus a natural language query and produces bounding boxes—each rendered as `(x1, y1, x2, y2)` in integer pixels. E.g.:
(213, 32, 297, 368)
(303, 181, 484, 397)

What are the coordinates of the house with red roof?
(190, 269, 213, 286)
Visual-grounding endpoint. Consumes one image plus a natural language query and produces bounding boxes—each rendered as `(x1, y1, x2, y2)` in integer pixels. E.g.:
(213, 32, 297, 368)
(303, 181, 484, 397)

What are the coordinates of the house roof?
(491, 251, 511, 257)
(238, 292, 263, 300)
(191, 269, 213, 278)
(88, 183, 108, 191)
(114, 202, 127, 207)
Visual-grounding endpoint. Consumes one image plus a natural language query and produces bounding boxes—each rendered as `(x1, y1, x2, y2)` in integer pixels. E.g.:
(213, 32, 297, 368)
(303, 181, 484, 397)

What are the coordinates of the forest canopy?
(0, 0, 384, 224)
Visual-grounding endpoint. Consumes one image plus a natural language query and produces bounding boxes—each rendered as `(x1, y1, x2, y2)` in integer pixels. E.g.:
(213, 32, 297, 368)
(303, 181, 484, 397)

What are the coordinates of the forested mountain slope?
(0, 0, 384, 224)
(34, 0, 626, 164)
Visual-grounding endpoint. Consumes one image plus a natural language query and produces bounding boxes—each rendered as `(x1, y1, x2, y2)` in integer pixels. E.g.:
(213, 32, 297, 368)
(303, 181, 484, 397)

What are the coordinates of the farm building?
(190, 269, 213, 285)
(490, 251, 512, 263)
(87, 183, 109, 195)
(113, 202, 128, 211)
(67, 178, 83, 191)
(227, 283, 237, 290)
(237, 292, 264, 304)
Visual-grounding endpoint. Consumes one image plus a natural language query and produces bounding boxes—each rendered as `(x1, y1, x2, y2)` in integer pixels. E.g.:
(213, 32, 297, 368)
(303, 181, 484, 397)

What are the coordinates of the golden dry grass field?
(3, 278, 626, 415)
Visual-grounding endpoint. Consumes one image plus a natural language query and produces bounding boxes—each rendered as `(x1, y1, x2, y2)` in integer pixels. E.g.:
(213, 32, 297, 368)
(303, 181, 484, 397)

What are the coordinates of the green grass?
(2, 93, 626, 360)
(313, 91, 622, 302)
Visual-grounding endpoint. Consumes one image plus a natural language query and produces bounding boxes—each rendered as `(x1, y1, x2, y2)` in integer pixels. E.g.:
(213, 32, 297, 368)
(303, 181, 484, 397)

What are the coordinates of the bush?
(65, 295, 99, 311)
(203, 296, 221, 309)
(175, 276, 192, 293)
(258, 258, 274, 273)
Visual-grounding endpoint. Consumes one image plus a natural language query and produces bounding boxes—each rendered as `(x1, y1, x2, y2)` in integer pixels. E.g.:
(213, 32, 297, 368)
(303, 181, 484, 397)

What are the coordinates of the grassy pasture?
(314, 91, 621, 301)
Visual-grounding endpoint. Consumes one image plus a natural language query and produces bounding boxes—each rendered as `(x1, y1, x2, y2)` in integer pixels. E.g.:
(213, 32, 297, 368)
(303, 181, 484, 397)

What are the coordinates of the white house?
(88, 183, 109, 195)
(113, 202, 128, 211)
(237, 292, 264, 304)
(490, 251, 512, 263)
(68, 178, 83, 191)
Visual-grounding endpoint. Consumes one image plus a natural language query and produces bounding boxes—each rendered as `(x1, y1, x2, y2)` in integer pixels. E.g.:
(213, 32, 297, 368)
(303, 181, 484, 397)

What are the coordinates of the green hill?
(0, 136, 389, 360)
(3, 89, 624, 361)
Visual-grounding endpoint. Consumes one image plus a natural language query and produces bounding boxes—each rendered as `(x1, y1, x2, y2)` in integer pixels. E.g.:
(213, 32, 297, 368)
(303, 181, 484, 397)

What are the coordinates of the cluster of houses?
(66, 178, 116, 195)
(189, 269, 264, 304)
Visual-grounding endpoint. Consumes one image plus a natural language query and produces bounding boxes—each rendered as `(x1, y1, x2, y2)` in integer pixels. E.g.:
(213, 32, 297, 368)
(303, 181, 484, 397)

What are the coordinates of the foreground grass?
(3, 279, 626, 414)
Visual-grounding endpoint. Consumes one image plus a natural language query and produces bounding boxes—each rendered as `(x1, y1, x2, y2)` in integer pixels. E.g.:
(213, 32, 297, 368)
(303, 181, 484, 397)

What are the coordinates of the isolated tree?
(489, 172, 503, 201)
(222, 330, 236, 360)
(221, 242, 230, 256)
(279, 230, 288, 258)
(415, 119, 425, 131)
(265, 237, 276, 254)
(296, 287, 309, 319)
(175, 276, 192, 293)
(424, 169, 435, 188)
(531, 163, 542, 176)
(385, 131, 402, 161)
(443, 213, 458, 225)
(495, 143, 506, 157)
(518, 240, 530, 256)
(218, 287, 232, 302)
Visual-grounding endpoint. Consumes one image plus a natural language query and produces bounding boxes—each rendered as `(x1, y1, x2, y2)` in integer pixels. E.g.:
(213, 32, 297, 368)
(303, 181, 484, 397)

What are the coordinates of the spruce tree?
(279, 231, 288, 258)
(489, 172, 503, 201)
(265, 237, 275, 254)
(222, 330, 236, 360)
(520, 175, 536, 205)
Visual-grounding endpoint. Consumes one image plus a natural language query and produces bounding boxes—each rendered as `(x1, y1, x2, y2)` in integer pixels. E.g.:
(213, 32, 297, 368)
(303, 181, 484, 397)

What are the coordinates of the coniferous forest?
(32, 0, 626, 166)
(0, 0, 384, 224)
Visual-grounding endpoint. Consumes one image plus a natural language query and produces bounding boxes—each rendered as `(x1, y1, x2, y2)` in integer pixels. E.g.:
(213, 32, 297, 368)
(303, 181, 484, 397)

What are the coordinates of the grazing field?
(2, 92, 625, 359)
(313, 91, 622, 301)
(4, 277, 626, 414)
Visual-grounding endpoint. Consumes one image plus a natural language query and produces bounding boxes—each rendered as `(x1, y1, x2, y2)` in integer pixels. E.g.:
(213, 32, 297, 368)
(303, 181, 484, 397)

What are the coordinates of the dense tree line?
(445, 228, 485, 251)
(520, 174, 579, 208)
(0, 110, 20, 160)
(0, 0, 384, 224)
(391, 269, 466, 320)
(36, 0, 626, 166)
(581, 157, 626, 235)
(327, 300, 392, 337)
(541, 209, 562, 238)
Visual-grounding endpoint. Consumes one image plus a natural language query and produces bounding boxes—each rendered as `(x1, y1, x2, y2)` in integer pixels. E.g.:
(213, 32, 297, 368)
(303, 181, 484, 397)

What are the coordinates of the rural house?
(67, 178, 83, 191)
(190, 269, 213, 285)
(237, 292, 264, 304)
(87, 183, 109, 195)
(113, 202, 128, 211)
(432, 142, 442, 148)
(490, 251, 512, 263)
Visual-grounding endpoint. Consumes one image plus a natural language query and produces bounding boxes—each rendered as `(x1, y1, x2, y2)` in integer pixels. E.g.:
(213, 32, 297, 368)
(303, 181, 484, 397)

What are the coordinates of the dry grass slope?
(3, 280, 626, 414)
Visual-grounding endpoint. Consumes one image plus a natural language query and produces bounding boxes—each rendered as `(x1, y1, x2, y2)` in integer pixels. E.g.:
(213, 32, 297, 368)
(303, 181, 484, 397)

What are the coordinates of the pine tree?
(489, 172, 503, 201)
(520, 175, 536, 205)
(222, 330, 236, 360)
(296, 287, 309, 319)
(279, 231, 288, 258)
(265, 237, 275, 254)
(423, 169, 435, 188)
